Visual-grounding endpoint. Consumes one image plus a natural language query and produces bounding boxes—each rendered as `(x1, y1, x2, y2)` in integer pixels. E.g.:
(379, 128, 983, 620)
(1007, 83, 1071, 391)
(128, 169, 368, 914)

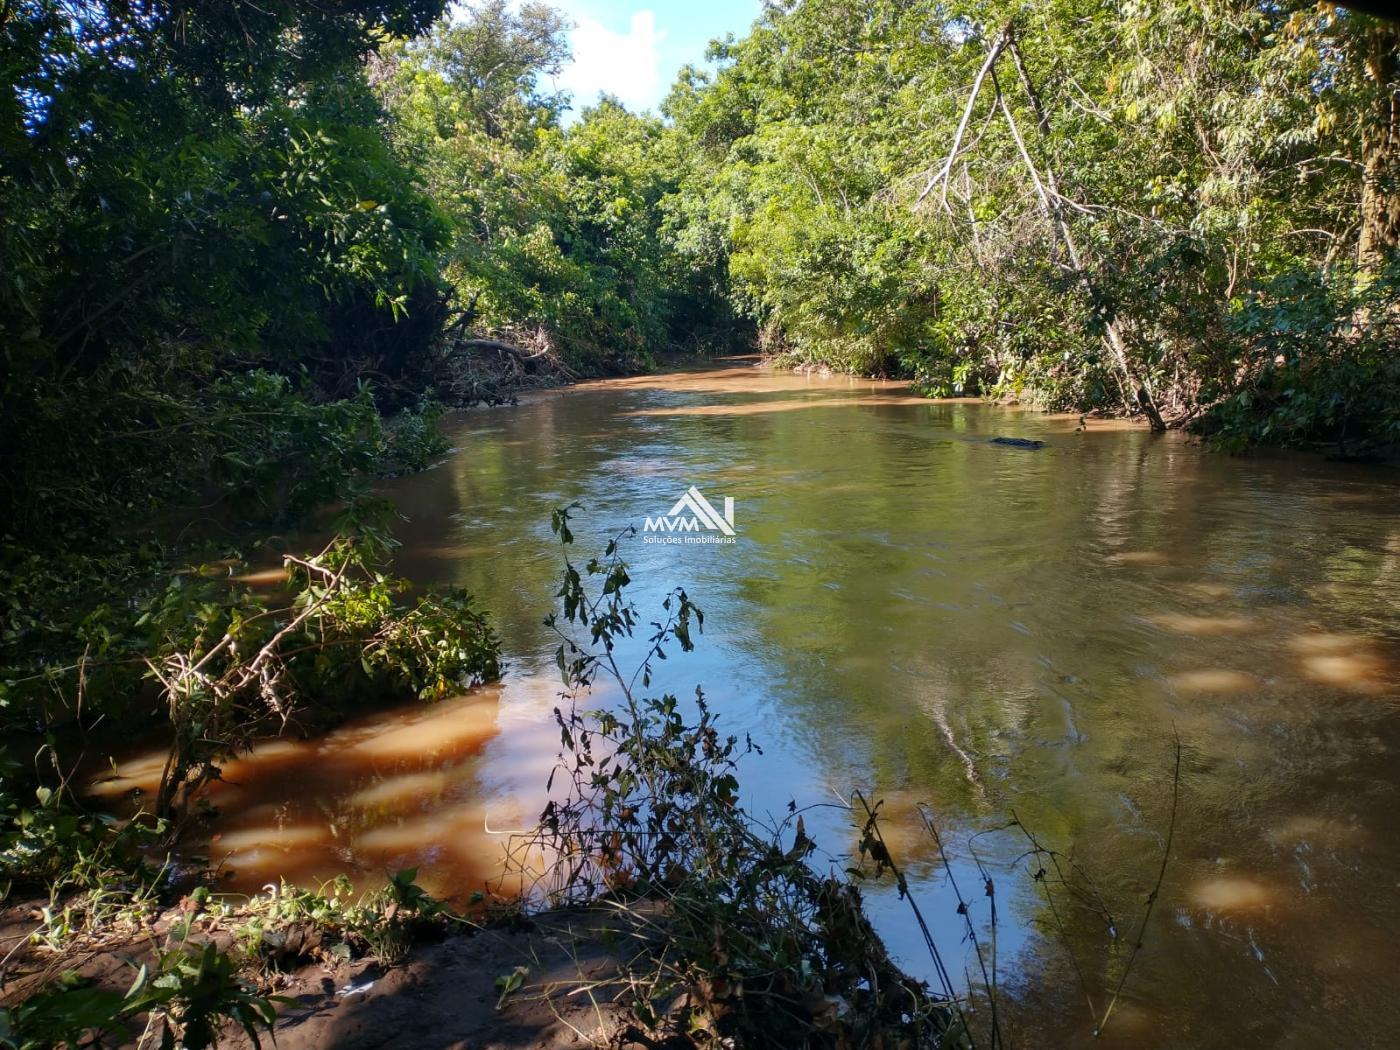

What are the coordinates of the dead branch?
(455, 337, 553, 362)
(916, 26, 1011, 211)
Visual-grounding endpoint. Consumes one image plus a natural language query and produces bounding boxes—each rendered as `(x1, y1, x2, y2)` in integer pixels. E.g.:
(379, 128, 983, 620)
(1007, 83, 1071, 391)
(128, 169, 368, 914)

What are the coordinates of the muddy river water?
(93, 360, 1400, 1047)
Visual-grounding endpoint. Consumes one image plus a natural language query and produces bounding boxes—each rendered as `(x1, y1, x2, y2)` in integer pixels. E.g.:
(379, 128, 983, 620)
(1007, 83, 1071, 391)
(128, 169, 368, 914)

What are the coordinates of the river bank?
(0, 895, 638, 1049)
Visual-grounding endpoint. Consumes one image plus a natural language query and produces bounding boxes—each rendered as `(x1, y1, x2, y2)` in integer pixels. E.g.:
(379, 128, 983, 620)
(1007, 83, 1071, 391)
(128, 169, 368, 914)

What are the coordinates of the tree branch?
(915, 26, 1011, 211)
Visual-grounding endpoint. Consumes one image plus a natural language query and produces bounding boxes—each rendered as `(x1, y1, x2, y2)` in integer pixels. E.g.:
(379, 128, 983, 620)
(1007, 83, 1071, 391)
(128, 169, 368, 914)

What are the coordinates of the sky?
(541, 0, 762, 116)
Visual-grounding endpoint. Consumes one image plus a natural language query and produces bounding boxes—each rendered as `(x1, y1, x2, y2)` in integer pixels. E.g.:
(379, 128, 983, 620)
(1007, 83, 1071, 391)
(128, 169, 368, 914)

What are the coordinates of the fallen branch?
(454, 337, 552, 362)
(1097, 732, 1183, 1037)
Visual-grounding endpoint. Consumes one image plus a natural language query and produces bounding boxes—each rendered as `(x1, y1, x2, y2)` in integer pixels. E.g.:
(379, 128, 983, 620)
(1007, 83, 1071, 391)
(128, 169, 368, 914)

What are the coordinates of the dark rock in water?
(989, 436, 1046, 450)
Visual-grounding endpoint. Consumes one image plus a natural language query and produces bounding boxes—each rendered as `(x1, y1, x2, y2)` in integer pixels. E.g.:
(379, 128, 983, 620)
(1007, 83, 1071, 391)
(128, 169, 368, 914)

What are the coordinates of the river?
(92, 358, 1400, 1047)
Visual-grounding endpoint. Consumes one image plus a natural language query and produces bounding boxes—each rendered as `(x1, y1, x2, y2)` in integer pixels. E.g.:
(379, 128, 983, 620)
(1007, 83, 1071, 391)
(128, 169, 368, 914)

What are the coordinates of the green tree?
(660, 0, 1400, 449)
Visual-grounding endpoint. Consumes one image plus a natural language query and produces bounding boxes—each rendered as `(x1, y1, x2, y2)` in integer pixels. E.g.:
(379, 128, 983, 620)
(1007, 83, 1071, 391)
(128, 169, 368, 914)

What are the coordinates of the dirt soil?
(235, 910, 636, 1050)
(1, 903, 643, 1050)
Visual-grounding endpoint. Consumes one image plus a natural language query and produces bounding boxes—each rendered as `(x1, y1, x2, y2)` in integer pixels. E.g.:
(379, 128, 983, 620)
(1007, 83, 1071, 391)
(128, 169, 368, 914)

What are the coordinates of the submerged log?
(989, 436, 1046, 449)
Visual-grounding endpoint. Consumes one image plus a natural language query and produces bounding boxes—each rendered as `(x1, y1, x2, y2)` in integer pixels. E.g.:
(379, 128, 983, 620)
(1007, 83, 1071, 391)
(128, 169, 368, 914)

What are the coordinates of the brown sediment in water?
(82, 682, 541, 897)
(73, 359, 1400, 1049)
(1150, 613, 1254, 635)
(1287, 631, 1391, 693)
(1168, 669, 1258, 694)
(848, 788, 957, 868)
(1189, 875, 1282, 914)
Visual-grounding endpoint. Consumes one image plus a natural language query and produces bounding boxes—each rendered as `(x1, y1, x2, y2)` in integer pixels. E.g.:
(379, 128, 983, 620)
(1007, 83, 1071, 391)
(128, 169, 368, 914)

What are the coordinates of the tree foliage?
(376, 1, 747, 374)
(661, 0, 1400, 450)
(1, 0, 453, 546)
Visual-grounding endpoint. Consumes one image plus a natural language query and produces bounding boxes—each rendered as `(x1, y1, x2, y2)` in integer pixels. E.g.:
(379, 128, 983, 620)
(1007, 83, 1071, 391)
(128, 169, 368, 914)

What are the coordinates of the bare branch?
(915, 26, 1011, 211)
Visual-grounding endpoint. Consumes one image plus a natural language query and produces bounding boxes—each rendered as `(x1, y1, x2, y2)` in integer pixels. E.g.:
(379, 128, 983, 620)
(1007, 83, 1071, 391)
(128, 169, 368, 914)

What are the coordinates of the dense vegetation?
(0, 0, 741, 744)
(666, 0, 1399, 451)
(8, 0, 1393, 745)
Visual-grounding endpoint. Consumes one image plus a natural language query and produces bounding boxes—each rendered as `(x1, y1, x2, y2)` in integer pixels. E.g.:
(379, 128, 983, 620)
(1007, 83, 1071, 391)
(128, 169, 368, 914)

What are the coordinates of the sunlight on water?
(624, 393, 947, 417)
(231, 567, 291, 587)
(88, 359, 1400, 1047)
(1266, 814, 1366, 849)
(347, 769, 453, 810)
(87, 748, 167, 798)
(1288, 631, 1390, 693)
(1107, 550, 1170, 565)
(340, 693, 498, 761)
(215, 823, 334, 854)
(1149, 613, 1254, 635)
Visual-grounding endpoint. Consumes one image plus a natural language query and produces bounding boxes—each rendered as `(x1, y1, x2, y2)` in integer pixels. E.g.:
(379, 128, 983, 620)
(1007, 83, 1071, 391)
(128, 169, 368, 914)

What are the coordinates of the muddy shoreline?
(0, 897, 637, 1049)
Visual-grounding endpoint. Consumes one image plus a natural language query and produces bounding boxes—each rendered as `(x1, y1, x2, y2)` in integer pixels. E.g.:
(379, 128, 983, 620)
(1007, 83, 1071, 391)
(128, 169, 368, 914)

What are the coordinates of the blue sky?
(542, 0, 762, 115)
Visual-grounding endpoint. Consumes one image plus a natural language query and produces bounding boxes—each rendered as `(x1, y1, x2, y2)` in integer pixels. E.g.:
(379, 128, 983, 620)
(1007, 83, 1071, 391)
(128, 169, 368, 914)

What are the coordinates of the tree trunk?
(997, 46, 1168, 431)
(1358, 25, 1400, 271)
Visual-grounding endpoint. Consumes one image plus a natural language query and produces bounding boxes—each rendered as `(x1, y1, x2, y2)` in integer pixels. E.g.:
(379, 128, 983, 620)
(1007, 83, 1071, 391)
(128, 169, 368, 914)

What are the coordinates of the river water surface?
(95, 360, 1400, 1047)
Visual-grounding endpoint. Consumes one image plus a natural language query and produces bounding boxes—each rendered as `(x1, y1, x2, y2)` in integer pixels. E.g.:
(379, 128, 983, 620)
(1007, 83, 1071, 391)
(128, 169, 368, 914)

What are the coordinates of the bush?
(1195, 265, 1400, 455)
(510, 508, 952, 1046)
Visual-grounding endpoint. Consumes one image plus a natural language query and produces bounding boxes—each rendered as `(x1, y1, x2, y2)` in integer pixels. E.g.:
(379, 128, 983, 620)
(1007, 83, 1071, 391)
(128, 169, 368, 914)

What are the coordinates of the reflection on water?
(91, 684, 556, 900)
(91, 358, 1400, 1047)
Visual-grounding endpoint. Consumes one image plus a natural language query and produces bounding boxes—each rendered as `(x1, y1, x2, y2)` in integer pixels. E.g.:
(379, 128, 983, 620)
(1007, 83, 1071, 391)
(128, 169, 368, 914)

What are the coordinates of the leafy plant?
(142, 534, 501, 822)
(128, 941, 284, 1050)
(0, 942, 282, 1050)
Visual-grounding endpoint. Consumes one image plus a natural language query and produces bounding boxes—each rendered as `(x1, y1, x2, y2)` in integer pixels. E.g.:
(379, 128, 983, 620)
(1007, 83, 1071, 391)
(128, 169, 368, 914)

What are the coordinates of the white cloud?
(554, 9, 667, 113)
